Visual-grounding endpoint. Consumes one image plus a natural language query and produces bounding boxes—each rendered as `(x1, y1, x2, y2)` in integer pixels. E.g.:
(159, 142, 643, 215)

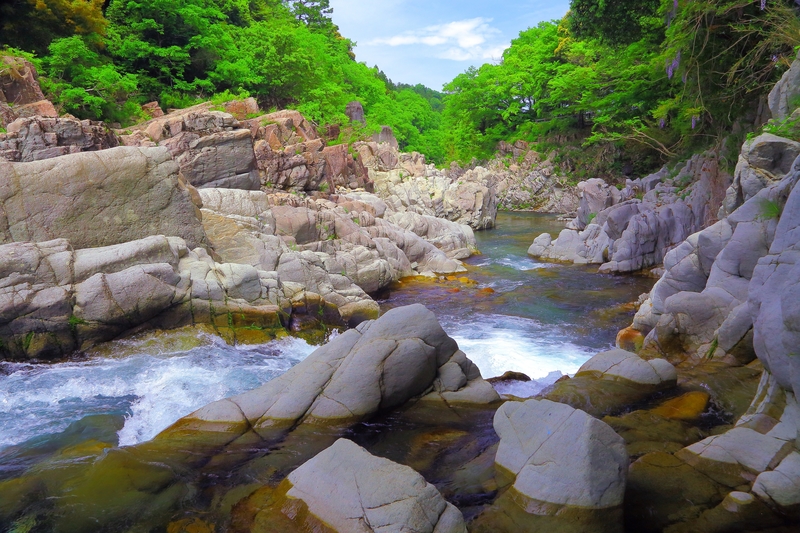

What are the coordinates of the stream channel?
(0, 212, 654, 477)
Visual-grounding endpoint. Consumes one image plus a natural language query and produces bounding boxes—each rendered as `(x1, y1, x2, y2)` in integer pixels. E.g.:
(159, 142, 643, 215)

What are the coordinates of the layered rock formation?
(529, 153, 731, 272)
(614, 119, 800, 530)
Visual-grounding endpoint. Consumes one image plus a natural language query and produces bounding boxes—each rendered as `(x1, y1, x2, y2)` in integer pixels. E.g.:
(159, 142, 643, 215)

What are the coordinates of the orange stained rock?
(616, 326, 645, 353)
(478, 287, 495, 295)
(651, 391, 711, 421)
(447, 288, 461, 293)
(446, 275, 458, 281)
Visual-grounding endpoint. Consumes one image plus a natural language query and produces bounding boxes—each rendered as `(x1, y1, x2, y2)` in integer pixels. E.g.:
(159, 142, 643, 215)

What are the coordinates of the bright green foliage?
(0, 0, 443, 159)
(442, 1, 799, 169)
(41, 36, 140, 122)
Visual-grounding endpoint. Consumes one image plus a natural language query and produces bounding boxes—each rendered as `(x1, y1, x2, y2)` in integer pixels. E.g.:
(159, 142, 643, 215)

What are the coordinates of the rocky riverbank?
(1, 52, 799, 533)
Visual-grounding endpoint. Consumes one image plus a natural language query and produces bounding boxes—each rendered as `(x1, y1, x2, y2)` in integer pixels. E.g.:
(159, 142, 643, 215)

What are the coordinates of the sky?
(328, 0, 572, 91)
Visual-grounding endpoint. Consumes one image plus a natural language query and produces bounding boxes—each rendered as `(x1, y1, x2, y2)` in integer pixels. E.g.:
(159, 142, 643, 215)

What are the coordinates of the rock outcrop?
(632, 142, 799, 364)
(165, 304, 497, 442)
(0, 146, 207, 250)
(617, 133, 800, 531)
(0, 116, 119, 162)
(768, 50, 800, 122)
(543, 349, 677, 417)
(472, 399, 628, 533)
(529, 153, 731, 273)
(0, 235, 294, 359)
(241, 438, 467, 533)
(0, 56, 57, 128)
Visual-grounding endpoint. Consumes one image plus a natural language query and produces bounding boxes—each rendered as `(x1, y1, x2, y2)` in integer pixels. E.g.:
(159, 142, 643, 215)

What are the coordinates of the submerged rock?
(238, 438, 467, 533)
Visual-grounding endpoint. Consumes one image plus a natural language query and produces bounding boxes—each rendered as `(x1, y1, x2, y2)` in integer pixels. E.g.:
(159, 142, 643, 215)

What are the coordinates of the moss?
(68, 314, 86, 334)
(22, 331, 34, 351)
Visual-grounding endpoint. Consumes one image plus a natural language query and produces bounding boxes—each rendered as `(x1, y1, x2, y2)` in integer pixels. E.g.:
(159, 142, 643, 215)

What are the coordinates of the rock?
(721, 133, 800, 217)
(0, 116, 120, 162)
(543, 350, 677, 417)
(372, 126, 399, 150)
(0, 146, 207, 250)
(748, 155, 800, 396)
(752, 451, 800, 514)
(141, 101, 164, 118)
(625, 452, 726, 533)
(345, 101, 365, 124)
(472, 399, 627, 533)
(0, 235, 291, 359)
(530, 153, 731, 273)
(173, 129, 260, 190)
(13, 99, 57, 120)
(244, 438, 467, 533)
(575, 178, 623, 230)
(160, 304, 496, 441)
(768, 50, 800, 121)
(577, 349, 677, 385)
(369, 157, 498, 230)
(0, 56, 47, 109)
(631, 152, 800, 363)
(195, 187, 471, 325)
(528, 224, 612, 264)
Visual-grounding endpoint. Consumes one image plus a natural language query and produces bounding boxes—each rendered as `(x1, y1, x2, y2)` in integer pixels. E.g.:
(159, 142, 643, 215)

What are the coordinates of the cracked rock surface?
(257, 438, 467, 533)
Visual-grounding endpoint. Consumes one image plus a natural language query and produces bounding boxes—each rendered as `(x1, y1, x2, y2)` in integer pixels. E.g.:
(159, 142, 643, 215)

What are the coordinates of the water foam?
(0, 336, 315, 450)
(447, 314, 595, 380)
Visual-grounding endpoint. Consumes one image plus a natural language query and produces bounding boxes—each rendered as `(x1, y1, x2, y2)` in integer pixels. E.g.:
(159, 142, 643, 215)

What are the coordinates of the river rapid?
(0, 212, 654, 460)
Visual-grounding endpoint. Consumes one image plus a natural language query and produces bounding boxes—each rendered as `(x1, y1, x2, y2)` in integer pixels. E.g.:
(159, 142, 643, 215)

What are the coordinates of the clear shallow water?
(380, 212, 655, 384)
(0, 334, 315, 451)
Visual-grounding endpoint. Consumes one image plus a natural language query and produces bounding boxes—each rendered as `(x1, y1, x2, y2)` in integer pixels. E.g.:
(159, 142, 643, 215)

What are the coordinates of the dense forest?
(1, 0, 799, 173)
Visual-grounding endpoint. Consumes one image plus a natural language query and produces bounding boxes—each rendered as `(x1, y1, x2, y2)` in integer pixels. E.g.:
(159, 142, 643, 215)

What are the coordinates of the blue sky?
(329, 0, 572, 90)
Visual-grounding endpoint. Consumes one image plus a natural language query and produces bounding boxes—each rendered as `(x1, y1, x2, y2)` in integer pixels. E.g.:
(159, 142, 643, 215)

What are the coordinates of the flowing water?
(0, 212, 653, 465)
(0, 212, 660, 531)
(380, 212, 655, 395)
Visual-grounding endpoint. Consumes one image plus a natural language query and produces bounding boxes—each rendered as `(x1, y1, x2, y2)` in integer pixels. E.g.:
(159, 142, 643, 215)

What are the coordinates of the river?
(0, 212, 653, 458)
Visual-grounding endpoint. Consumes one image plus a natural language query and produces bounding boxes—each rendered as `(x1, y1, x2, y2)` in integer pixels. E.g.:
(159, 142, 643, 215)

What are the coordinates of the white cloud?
(368, 17, 507, 61)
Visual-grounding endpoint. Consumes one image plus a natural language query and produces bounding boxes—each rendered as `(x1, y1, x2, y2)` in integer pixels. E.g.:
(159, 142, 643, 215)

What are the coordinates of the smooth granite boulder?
(162, 304, 497, 440)
(543, 350, 677, 417)
(472, 399, 627, 533)
(243, 438, 467, 533)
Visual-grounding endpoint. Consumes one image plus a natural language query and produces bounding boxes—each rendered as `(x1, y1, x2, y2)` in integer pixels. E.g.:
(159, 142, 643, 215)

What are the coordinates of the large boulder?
(0, 146, 208, 250)
(169, 304, 497, 442)
(242, 438, 466, 533)
(170, 129, 259, 190)
(0, 56, 57, 129)
(472, 399, 628, 533)
(543, 350, 677, 417)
